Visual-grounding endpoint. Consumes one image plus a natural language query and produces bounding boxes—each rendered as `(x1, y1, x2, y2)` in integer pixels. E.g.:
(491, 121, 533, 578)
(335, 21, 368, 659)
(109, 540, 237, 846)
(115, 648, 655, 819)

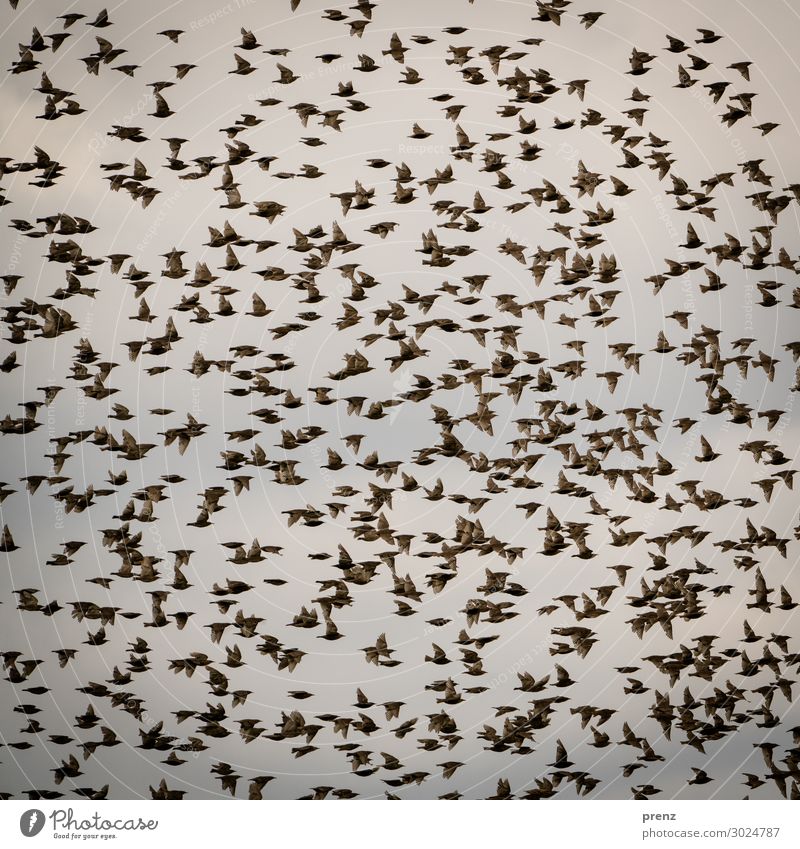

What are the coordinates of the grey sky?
(1, 0, 799, 800)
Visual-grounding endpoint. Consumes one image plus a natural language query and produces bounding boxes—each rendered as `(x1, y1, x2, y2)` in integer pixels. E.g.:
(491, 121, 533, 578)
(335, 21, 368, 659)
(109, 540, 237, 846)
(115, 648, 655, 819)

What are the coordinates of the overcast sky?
(1, 0, 799, 800)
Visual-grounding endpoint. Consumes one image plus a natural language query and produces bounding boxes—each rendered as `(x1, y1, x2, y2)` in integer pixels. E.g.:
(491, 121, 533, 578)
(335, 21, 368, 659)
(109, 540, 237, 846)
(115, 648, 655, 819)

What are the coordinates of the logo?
(20, 810, 45, 837)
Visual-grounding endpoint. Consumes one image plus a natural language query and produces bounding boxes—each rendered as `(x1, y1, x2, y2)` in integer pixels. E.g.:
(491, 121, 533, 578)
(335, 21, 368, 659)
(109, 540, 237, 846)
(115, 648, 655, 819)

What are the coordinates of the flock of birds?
(1, 0, 799, 800)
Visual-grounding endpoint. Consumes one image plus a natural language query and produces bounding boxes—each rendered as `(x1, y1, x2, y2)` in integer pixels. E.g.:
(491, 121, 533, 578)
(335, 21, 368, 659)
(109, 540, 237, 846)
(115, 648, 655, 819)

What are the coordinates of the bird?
(0, 0, 796, 805)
